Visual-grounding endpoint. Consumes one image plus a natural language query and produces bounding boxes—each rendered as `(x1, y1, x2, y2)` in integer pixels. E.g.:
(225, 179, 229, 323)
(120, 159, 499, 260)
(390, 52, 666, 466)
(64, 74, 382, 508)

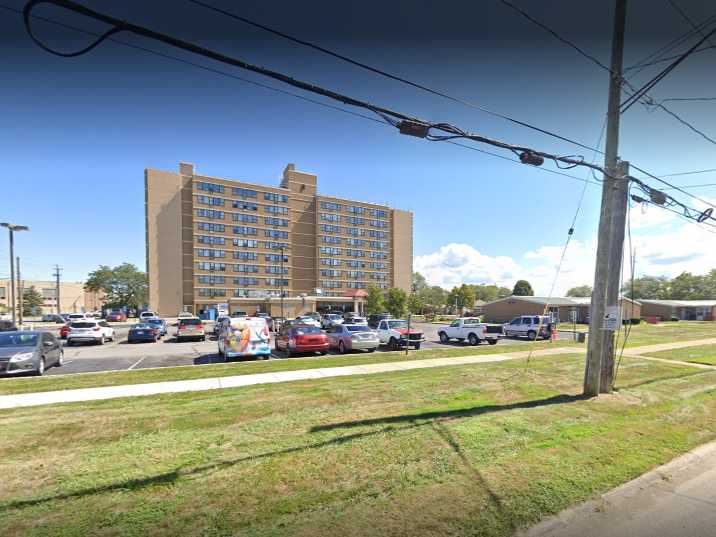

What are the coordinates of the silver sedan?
(327, 324, 379, 353)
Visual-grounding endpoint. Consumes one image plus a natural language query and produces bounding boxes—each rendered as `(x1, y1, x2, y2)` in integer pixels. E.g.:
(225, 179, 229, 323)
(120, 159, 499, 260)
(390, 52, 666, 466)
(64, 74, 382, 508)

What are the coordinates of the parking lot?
(1, 321, 551, 377)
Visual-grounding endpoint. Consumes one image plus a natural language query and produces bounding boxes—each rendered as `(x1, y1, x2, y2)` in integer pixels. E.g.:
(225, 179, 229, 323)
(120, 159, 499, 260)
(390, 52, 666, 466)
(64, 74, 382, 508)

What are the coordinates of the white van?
(217, 316, 271, 361)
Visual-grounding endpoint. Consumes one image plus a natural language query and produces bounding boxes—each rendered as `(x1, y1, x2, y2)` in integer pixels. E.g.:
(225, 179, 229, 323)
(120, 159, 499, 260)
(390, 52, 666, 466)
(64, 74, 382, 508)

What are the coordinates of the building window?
(320, 280, 342, 288)
(197, 275, 225, 284)
(346, 205, 365, 214)
(232, 200, 258, 211)
(232, 251, 258, 260)
(322, 236, 342, 244)
(320, 224, 342, 234)
(346, 238, 365, 246)
(346, 216, 364, 225)
(265, 229, 288, 239)
(197, 249, 225, 258)
(197, 235, 225, 245)
(233, 239, 258, 248)
(320, 201, 342, 211)
(369, 229, 387, 238)
(197, 222, 225, 232)
(265, 205, 289, 215)
(265, 253, 288, 262)
(264, 241, 289, 250)
(232, 187, 257, 198)
(197, 262, 226, 271)
(346, 228, 365, 237)
(264, 192, 289, 203)
(266, 278, 289, 286)
(320, 212, 341, 222)
(320, 246, 341, 255)
(264, 217, 289, 227)
(266, 266, 289, 274)
(347, 282, 367, 289)
(197, 182, 224, 193)
(197, 288, 227, 297)
(346, 260, 365, 268)
(233, 264, 259, 273)
(197, 195, 224, 206)
(346, 249, 365, 257)
(320, 258, 341, 266)
(233, 277, 259, 286)
(232, 213, 258, 223)
(370, 261, 387, 269)
(370, 251, 388, 259)
(368, 208, 389, 218)
(370, 240, 388, 250)
(232, 226, 258, 236)
(320, 269, 341, 277)
(197, 209, 224, 219)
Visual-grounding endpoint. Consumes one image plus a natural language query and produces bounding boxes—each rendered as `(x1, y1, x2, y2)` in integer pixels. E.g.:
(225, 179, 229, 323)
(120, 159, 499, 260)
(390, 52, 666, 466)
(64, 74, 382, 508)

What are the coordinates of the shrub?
(669, 316, 680, 322)
(622, 318, 641, 325)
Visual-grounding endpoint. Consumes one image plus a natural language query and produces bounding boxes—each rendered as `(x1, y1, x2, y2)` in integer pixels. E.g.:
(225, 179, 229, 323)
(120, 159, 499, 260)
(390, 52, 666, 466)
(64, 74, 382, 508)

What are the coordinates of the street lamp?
(1, 223, 30, 326)
(278, 244, 290, 320)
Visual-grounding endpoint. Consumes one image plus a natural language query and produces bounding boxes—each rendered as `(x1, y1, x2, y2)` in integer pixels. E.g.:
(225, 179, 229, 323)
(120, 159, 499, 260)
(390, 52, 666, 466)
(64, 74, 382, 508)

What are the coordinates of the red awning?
(342, 289, 368, 298)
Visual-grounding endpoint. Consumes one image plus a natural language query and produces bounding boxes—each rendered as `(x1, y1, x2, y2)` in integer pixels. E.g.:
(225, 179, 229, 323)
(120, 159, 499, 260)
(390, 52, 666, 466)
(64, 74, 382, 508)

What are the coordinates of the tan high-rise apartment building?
(145, 162, 413, 318)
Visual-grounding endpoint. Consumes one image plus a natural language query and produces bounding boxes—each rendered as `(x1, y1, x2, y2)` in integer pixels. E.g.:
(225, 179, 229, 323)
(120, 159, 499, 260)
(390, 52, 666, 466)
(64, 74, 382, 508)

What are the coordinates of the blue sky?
(2, 0, 715, 293)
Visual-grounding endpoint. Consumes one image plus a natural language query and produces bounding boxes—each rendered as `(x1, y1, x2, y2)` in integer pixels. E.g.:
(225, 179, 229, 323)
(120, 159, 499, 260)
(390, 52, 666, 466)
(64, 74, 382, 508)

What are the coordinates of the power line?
(660, 167, 716, 177)
(186, 0, 606, 157)
(658, 96, 716, 103)
(667, 0, 716, 48)
(2, 3, 599, 191)
(662, 183, 716, 190)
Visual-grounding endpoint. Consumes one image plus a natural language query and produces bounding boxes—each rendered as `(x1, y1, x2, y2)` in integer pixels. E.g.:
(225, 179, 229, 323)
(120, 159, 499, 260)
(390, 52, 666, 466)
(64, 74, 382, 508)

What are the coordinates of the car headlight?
(10, 352, 34, 362)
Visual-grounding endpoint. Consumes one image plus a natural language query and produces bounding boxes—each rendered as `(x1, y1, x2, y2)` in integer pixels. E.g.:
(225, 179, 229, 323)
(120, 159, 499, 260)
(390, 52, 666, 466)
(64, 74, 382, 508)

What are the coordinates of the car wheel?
(98, 336, 105, 345)
(468, 333, 479, 346)
(286, 349, 293, 358)
(488, 339, 498, 345)
(438, 332, 449, 343)
(36, 357, 46, 376)
(338, 341, 346, 354)
(389, 337, 399, 351)
(527, 330, 537, 341)
(201, 336, 206, 342)
(367, 348, 376, 353)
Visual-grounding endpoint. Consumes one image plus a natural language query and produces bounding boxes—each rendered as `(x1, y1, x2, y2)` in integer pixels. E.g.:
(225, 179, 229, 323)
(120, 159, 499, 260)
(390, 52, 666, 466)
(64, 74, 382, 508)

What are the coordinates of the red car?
(275, 324, 329, 357)
(106, 311, 127, 322)
(59, 324, 71, 339)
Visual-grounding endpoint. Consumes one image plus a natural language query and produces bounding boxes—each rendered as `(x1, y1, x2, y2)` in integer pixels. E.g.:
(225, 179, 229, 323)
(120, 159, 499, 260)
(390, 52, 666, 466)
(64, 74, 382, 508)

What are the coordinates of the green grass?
(615, 320, 716, 348)
(648, 344, 716, 366)
(1, 353, 715, 536)
(0, 340, 577, 396)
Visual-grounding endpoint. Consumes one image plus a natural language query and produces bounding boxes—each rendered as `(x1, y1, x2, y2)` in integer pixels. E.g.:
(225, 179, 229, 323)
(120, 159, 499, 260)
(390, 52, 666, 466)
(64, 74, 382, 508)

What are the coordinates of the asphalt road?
(9, 322, 542, 377)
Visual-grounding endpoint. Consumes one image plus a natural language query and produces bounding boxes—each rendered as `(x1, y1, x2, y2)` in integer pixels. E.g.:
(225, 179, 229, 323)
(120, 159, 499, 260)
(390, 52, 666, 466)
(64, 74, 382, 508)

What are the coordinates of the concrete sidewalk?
(0, 347, 581, 409)
(516, 439, 716, 537)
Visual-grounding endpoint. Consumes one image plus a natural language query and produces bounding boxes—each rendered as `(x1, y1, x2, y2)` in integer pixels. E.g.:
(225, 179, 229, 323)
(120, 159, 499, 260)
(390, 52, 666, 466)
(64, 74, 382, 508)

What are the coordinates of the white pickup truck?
(503, 315, 554, 340)
(376, 319, 425, 350)
(438, 317, 502, 346)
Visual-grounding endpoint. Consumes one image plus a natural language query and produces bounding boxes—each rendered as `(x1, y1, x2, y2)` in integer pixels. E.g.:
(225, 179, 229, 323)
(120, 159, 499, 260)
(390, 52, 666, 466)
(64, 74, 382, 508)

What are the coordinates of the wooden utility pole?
(16, 257, 23, 326)
(54, 265, 62, 315)
(585, 0, 628, 397)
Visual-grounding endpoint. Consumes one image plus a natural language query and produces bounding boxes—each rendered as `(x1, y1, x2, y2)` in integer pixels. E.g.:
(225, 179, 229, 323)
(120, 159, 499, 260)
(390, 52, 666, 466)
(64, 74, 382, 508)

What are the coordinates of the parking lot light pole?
(279, 245, 288, 320)
(1, 223, 29, 326)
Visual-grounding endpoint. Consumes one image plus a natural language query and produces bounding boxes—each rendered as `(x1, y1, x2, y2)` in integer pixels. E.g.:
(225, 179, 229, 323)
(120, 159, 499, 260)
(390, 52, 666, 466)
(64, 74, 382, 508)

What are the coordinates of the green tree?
(419, 285, 448, 314)
(512, 279, 534, 296)
(365, 284, 385, 315)
(566, 285, 592, 297)
(622, 275, 670, 299)
(471, 284, 512, 302)
(407, 292, 423, 314)
(85, 263, 148, 310)
(385, 287, 408, 318)
(447, 284, 476, 311)
(412, 272, 428, 293)
(22, 286, 44, 316)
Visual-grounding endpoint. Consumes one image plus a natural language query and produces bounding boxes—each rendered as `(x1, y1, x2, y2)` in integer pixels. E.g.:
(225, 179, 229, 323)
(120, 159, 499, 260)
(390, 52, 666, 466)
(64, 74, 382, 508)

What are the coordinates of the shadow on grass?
(310, 393, 585, 432)
(0, 393, 583, 513)
(615, 369, 712, 390)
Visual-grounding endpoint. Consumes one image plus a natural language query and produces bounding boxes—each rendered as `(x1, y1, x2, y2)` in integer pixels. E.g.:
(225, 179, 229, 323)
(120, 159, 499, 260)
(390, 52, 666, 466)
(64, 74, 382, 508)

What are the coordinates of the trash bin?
(577, 332, 586, 343)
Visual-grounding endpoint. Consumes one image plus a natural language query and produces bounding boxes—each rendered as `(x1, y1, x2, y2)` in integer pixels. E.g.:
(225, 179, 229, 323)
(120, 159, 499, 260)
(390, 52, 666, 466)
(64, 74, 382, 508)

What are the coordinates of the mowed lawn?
(618, 320, 716, 347)
(0, 341, 577, 396)
(2, 354, 716, 536)
(649, 344, 716, 366)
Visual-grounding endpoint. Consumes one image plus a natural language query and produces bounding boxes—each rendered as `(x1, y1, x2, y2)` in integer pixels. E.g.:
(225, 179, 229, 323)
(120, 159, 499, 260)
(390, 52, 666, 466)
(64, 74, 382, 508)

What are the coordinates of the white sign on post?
(603, 306, 621, 331)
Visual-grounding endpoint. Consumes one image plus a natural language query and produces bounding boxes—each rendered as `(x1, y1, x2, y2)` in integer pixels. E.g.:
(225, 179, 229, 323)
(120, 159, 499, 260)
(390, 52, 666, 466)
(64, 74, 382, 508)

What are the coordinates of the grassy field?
(0, 340, 577, 396)
(1, 353, 716, 536)
(617, 320, 715, 348)
(648, 344, 716, 366)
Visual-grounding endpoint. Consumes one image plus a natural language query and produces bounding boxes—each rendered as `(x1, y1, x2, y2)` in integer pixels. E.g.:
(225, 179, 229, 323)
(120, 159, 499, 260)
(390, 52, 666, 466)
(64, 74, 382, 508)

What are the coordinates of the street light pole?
(1, 223, 29, 327)
(279, 245, 286, 320)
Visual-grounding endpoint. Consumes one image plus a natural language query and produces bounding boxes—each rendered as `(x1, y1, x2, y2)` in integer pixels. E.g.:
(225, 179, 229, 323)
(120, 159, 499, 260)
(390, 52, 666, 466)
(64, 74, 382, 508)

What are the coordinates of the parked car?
(0, 331, 63, 376)
(276, 324, 329, 357)
(230, 310, 248, 318)
(177, 311, 194, 319)
(438, 317, 502, 346)
(144, 317, 167, 337)
(214, 316, 230, 336)
(176, 317, 205, 342)
(66, 313, 87, 322)
(368, 313, 391, 329)
(503, 315, 555, 340)
(41, 314, 65, 323)
(271, 316, 287, 332)
(327, 324, 379, 353)
(127, 323, 159, 343)
(217, 316, 271, 361)
(295, 315, 321, 328)
(139, 311, 156, 321)
(343, 315, 368, 325)
(0, 320, 19, 332)
(106, 309, 127, 322)
(67, 320, 115, 346)
(59, 323, 71, 339)
(376, 319, 425, 350)
(321, 313, 344, 329)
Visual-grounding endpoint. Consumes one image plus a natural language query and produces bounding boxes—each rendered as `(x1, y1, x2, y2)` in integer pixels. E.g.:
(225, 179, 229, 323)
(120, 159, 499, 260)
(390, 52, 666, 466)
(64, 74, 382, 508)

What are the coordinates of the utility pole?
(16, 257, 23, 326)
(54, 265, 62, 315)
(8, 231, 15, 326)
(584, 0, 628, 397)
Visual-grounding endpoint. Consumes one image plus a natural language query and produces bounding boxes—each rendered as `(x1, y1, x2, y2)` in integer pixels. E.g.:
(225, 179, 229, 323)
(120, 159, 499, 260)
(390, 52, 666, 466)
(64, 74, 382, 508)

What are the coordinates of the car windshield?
(326, 314, 340, 320)
(346, 325, 371, 332)
(0, 333, 38, 347)
(292, 326, 322, 335)
(387, 320, 407, 329)
(132, 324, 153, 329)
(71, 322, 96, 328)
(180, 319, 202, 326)
(69, 314, 84, 318)
(146, 319, 162, 325)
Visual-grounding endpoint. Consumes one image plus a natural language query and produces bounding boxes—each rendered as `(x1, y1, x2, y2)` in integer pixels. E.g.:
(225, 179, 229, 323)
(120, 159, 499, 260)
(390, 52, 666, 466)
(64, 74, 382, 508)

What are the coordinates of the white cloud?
(415, 201, 716, 295)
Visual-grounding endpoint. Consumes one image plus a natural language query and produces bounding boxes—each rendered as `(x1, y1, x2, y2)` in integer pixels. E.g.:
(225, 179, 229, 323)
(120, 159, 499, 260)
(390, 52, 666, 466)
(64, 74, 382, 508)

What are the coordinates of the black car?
(367, 313, 391, 329)
(0, 320, 18, 332)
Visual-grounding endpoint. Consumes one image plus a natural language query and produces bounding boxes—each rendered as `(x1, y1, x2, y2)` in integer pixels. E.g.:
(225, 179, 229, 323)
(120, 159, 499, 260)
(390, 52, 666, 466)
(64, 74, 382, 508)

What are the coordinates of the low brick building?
(482, 295, 641, 324)
(639, 299, 716, 321)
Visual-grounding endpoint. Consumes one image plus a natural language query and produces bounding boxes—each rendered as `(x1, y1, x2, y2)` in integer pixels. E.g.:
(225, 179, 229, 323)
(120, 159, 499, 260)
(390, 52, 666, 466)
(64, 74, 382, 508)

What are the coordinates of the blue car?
(144, 317, 167, 338)
(127, 323, 159, 343)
